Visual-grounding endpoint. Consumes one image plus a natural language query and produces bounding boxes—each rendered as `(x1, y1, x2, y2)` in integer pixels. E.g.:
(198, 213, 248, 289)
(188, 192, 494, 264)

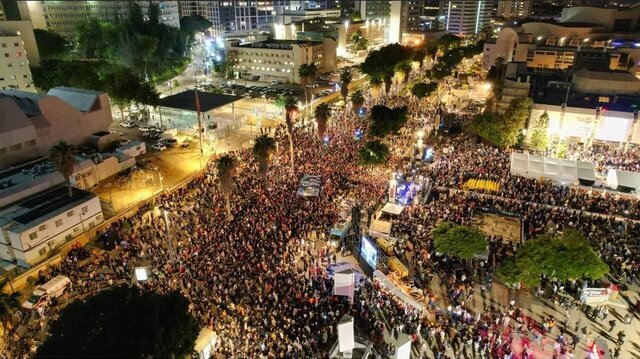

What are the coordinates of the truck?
(22, 275, 71, 310)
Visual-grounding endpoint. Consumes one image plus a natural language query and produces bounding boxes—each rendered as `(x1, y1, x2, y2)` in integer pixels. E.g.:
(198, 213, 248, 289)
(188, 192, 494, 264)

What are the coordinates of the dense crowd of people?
(9, 65, 640, 359)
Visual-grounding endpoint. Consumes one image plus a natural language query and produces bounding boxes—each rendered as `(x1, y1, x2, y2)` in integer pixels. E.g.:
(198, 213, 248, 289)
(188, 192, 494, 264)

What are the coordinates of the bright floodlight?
(135, 267, 148, 282)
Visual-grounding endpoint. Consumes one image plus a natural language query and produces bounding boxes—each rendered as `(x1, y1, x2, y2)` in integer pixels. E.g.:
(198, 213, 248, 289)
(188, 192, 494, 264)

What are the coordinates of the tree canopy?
(33, 29, 70, 59)
(528, 111, 550, 152)
(368, 105, 408, 138)
(411, 82, 438, 99)
(431, 222, 487, 260)
(359, 140, 390, 166)
(468, 97, 532, 148)
(360, 43, 411, 93)
(497, 229, 609, 288)
(36, 285, 199, 358)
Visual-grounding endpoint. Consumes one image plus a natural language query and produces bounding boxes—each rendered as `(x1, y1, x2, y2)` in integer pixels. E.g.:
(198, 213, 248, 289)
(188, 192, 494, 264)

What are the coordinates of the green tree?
(0, 279, 20, 337)
(298, 63, 317, 106)
(411, 82, 438, 99)
(138, 35, 159, 81)
(361, 43, 411, 94)
(33, 29, 69, 59)
(252, 134, 277, 176)
(369, 105, 408, 138)
(396, 60, 412, 84)
(359, 140, 390, 166)
(431, 222, 487, 260)
(468, 97, 532, 148)
(412, 46, 427, 69)
(340, 69, 352, 100)
(350, 30, 368, 52)
(369, 76, 383, 97)
(314, 103, 331, 140)
(350, 89, 365, 114)
(36, 286, 199, 358)
(497, 230, 609, 288)
(216, 154, 237, 220)
(75, 17, 106, 59)
(49, 141, 76, 199)
(105, 68, 145, 123)
(275, 95, 299, 173)
(529, 111, 550, 152)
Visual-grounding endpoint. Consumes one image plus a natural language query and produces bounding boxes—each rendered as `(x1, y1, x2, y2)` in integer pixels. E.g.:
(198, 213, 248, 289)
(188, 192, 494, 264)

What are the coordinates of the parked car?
(271, 80, 281, 85)
(139, 126, 154, 132)
(120, 121, 137, 128)
(23, 275, 71, 310)
(118, 139, 132, 146)
(151, 142, 167, 151)
(161, 138, 178, 147)
(181, 139, 192, 148)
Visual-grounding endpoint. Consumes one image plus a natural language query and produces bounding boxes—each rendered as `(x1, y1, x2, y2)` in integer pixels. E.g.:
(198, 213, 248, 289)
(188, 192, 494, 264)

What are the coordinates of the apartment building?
(0, 87, 113, 169)
(0, 28, 34, 92)
(17, 1, 179, 39)
(0, 185, 103, 268)
(439, 0, 492, 36)
(227, 38, 336, 83)
(496, 1, 532, 19)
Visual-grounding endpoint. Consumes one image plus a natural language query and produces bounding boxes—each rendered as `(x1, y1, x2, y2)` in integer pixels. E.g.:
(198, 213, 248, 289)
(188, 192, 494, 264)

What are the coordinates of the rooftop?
(234, 39, 322, 49)
(158, 90, 242, 112)
(0, 185, 95, 233)
(47, 86, 102, 112)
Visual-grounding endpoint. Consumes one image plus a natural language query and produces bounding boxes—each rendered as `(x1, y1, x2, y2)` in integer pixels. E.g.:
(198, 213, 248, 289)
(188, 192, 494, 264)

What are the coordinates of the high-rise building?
(179, 1, 279, 37)
(439, 0, 492, 36)
(356, 0, 391, 19)
(497, 0, 532, 19)
(0, 30, 34, 92)
(389, 1, 407, 44)
(17, 1, 180, 39)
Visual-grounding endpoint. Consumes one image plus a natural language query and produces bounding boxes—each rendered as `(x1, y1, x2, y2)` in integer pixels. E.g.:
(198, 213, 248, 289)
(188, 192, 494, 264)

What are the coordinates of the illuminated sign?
(360, 237, 378, 268)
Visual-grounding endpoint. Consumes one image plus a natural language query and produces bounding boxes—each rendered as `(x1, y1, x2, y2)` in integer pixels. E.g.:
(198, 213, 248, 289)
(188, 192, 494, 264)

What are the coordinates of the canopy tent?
(373, 270, 423, 312)
(510, 153, 596, 185)
(606, 170, 640, 192)
(381, 202, 404, 215)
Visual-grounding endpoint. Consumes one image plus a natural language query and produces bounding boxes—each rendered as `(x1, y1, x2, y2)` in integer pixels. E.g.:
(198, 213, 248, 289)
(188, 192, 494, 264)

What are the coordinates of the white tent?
(510, 153, 596, 185)
(381, 202, 404, 215)
(606, 170, 640, 192)
(373, 270, 424, 311)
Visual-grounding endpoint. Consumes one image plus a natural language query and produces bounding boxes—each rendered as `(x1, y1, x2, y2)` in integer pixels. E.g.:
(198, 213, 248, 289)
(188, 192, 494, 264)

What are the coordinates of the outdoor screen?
(360, 237, 378, 268)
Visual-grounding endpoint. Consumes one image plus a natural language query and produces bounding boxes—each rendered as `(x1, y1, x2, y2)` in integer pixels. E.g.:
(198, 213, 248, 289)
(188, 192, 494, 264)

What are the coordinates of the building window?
(38, 247, 47, 256)
(73, 226, 80, 233)
(0, 148, 6, 155)
(81, 206, 88, 214)
(9, 143, 22, 151)
(29, 232, 38, 240)
(65, 234, 72, 241)
(24, 139, 36, 147)
(4, 53, 8, 58)
(39, 224, 47, 231)
(67, 210, 74, 217)
(96, 214, 102, 221)
(0, 44, 6, 48)
(598, 96, 609, 103)
(55, 219, 63, 227)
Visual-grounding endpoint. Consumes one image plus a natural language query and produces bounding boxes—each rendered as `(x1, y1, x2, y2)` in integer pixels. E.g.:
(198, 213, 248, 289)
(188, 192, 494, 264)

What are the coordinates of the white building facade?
(227, 38, 337, 83)
(0, 30, 34, 92)
(439, 0, 492, 36)
(0, 186, 103, 268)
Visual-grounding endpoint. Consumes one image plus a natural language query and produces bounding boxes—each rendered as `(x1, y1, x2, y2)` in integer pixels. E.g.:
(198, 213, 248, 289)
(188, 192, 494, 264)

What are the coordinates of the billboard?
(360, 237, 378, 269)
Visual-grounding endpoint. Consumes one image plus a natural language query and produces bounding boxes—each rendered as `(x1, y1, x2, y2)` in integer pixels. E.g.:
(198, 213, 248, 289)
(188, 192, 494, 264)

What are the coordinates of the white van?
(22, 275, 71, 310)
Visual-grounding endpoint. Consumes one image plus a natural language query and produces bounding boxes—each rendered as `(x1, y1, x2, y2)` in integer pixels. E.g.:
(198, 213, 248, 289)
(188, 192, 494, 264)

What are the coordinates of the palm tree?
(369, 76, 383, 98)
(252, 134, 277, 176)
(350, 89, 365, 114)
(340, 69, 352, 100)
(0, 279, 20, 337)
(216, 154, 237, 220)
(314, 103, 331, 140)
(49, 141, 76, 198)
(275, 95, 299, 174)
(396, 60, 412, 84)
(412, 47, 427, 69)
(298, 63, 318, 107)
